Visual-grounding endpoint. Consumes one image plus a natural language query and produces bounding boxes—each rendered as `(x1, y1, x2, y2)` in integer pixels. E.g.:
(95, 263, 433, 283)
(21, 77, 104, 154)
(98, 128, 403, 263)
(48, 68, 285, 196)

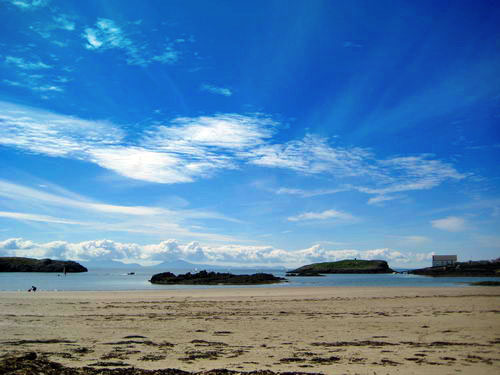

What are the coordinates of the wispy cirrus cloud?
(3, 56, 69, 94)
(5, 56, 51, 70)
(52, 14, 75, 31)
(252, 135, 466, 204)
(151, 48, 179, 64)
(246, 134, 373, 175)
(146, 114, 275, 150)
(0, 237, 434, 267)
(0, 211, 85, 225)
(431, 216, 467, 232)
(287, 209, 355, 222)
(0, 180, 240, 242)
(0, 101, 276, 184)
(83, 18, 132, 50)
(82, 18, 184, 66)
(7, 0, 49, 10)
(0, 101, 123, 157)
(30, 14, 76, 39)
(367, 195, 399, 205)
(200, 84, 232, 97)
(275, 187, 348, 198)
(0, 100, 467, 198)
(3, 77, 64, 94)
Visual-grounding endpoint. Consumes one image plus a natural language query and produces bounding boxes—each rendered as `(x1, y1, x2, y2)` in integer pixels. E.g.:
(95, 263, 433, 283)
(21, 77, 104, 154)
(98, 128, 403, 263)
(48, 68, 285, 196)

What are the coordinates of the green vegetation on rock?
(409, 261, 499, 277)
(0, 257, 88, 273)
(287, 259, 394, 275)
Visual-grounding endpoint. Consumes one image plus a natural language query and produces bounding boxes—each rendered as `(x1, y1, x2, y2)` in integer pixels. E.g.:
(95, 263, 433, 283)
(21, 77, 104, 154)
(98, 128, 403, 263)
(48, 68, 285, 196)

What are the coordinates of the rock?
(470, 281, 500, 286)
(287, 259, 394, 276)
(149, 270, 286, 285)
(0, 257, 88, 273)
(409, 261, 500, 277)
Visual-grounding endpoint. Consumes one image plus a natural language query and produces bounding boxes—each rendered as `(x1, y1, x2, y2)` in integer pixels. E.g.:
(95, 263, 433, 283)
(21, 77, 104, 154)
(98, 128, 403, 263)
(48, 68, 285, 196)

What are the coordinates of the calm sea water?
(0, 268, 497, 291)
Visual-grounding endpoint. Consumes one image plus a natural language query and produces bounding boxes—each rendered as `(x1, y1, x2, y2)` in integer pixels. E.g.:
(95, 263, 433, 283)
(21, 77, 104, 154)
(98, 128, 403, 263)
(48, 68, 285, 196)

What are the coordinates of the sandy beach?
(1, 286, 499, 374)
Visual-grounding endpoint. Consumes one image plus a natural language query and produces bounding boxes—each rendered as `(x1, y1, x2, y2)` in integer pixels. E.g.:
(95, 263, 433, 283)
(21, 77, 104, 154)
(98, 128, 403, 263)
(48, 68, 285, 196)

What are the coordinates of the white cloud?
(201, 84, 232, 97)
(275, 187, 347, 197)
(0, 100, 467, 195)
(0, 101, 123, 157)
(33, 85, 64, 92)
(152, 49, 179, 64)
(0, 180, 239, 242)
(0, 237, 433, 267)
(0, 180, 167, 216)
(147, 114, 275, 150)
(88, 147, 197, 184)
(0, 211, 85, 225)
(247, 134, 371, 174)
(82, 18, 182, 67)
(288, 209, 355, 222)
(5, 56, 51, 70)
(52, 14, 75, 31)
(29, 14, 76, 39)
(83, 18, 130, 50)
(7, 0, 49, 10)
(256, 140, 465, 204)
(367, 195, 399, 205)
(431, 216, 467, 232)
(3, 73, 65, 95)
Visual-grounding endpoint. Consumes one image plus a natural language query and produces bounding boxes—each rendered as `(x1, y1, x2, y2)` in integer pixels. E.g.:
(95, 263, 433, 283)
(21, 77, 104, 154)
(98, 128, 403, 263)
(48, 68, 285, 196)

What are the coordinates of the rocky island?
(409, 260, 500, 277)
(149, 270, 286, 285)
(0, 257, 88, 273)
(287, 259, 394, 276)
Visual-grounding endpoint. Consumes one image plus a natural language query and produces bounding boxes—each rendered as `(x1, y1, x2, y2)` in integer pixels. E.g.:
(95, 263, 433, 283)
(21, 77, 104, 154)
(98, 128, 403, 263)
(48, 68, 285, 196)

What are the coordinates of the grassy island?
(0, 257, 88, 273)
(287, 259, 394, 275)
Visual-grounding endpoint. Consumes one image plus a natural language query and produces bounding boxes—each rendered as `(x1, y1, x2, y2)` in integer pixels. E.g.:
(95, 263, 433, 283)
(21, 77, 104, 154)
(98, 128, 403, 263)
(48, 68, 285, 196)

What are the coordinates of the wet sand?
(1, 286, 499, 374)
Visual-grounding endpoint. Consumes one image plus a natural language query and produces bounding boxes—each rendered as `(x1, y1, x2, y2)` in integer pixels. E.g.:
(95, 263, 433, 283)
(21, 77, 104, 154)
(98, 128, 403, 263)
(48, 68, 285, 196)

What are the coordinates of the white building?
(432, 255, 457, 267)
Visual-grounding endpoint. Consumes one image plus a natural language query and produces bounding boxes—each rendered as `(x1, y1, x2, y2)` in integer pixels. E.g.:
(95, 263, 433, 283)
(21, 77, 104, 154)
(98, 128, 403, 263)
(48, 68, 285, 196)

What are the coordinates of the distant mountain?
(81, 258, 288, 271)
(149, 260, 287, 272)
(151, 259, 199, 269)
(81, 260, 143, 269)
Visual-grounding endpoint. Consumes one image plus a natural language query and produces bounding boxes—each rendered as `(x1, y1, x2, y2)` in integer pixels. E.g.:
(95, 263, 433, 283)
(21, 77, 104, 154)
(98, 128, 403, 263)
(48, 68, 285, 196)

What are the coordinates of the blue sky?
(0, 0, 499, 267)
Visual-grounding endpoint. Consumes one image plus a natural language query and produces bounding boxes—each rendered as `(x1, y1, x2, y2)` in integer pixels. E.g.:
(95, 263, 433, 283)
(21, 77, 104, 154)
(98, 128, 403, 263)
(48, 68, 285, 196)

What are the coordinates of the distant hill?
(287, 259, 394, 275)
(152, 259, 200, 269)
(0, 257, 87, 273)
(81, 260, 143, 269)
(80, 258, 286, 271)
(150, 260, 287, 272)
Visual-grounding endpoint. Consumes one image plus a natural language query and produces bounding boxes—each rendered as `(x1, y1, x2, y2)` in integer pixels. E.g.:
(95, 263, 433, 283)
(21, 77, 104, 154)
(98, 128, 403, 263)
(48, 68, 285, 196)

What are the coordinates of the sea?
(0, 267, 497, 291)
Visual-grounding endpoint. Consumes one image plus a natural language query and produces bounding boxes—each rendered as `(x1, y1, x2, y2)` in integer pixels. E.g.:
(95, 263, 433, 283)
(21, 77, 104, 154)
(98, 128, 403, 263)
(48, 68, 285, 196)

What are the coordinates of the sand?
(1, 286, 499, 374)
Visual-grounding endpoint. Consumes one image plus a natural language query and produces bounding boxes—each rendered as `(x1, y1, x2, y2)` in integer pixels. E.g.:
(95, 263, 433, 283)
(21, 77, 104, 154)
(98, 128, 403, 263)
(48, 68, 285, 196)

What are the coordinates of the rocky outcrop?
(409, 261, 500, 277)
(0, 257, 88, 273)
(149, 270, 285, 285)
(287, 259, 394, 276)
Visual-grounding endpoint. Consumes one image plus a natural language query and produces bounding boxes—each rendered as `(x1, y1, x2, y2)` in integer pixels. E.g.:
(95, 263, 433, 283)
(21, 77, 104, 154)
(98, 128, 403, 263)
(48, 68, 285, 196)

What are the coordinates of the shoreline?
(1, 286, 499, 374)
(1, 285, 496, 300)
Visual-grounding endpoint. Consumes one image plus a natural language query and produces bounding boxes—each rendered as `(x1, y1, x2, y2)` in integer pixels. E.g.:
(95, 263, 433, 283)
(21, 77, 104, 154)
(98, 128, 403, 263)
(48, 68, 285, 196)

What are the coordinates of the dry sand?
(1, 286, 499, 374)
